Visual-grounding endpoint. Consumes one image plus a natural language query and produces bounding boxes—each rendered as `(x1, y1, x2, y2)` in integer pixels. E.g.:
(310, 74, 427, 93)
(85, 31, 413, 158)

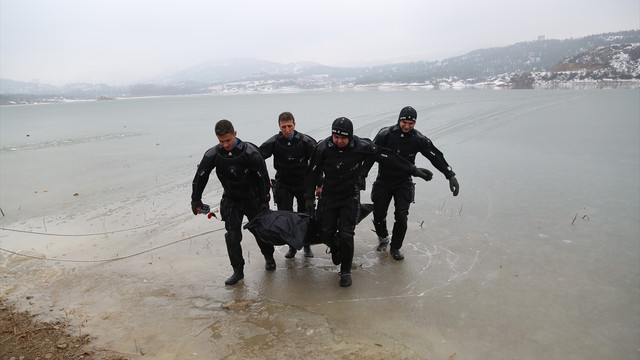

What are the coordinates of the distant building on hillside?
(538, 35, 546, 41)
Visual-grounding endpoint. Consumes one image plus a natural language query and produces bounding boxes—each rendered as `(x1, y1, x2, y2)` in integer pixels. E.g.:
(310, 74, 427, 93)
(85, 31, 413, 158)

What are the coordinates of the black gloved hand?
(304, 197, 315, 214)
(412, 167, 433, 182)
(191, 200, 203, 215)
(449, 176, 460, 196)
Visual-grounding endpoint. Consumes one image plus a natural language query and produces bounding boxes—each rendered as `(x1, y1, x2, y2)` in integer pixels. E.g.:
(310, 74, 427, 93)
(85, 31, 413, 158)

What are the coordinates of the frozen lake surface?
(1, 89, 638, 359)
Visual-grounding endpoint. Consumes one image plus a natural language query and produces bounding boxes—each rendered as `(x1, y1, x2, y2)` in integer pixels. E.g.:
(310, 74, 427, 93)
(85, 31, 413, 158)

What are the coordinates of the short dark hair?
(278, 112, 295, 124)
(215, 119, 235, 136)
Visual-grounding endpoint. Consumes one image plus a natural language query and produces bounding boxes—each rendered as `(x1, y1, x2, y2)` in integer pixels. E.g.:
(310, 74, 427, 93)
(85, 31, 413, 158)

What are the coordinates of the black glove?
(304, 197, 315, 214)
(412, 167, 433, 182)
(191, 200, 203, 215)
(449, 177, 460, 196)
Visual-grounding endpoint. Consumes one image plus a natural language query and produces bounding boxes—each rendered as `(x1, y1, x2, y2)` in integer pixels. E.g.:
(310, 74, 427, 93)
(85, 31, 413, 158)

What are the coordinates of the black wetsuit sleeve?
(361, 128, 386, 177)
(191, 148, 217, 202)
(259, 135, 277, 159)
(246, 143, 271, 203)
(419, 138, 456, 179)
(371, 142, 417, 175)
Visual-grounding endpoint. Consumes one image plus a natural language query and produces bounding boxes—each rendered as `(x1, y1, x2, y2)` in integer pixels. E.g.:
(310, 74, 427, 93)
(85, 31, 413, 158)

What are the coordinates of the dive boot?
(265, 257, 276, 270)
(339, 272, 352, 287)
(390, 248, 404, 261)
(284, 246, 297, 259)
(225, 267, 244, 285)
(303, 245, 314, 258)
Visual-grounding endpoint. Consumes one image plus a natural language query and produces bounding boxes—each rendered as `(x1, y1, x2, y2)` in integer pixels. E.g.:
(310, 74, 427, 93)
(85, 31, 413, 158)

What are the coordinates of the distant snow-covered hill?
(506, 42, 640, 89)
(553, 43, 640, 75)
(1, 30, 638, 103)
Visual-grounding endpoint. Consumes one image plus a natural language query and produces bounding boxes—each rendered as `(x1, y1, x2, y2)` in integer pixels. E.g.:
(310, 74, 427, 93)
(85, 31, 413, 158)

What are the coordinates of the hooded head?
(398, 106, 417, 124)
(332, 117, 353, 139)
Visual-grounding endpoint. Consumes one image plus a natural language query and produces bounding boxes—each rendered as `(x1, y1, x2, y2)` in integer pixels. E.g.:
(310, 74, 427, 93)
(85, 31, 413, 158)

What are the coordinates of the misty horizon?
(2, 0, 638, 86)
(3, 28, 639, 88)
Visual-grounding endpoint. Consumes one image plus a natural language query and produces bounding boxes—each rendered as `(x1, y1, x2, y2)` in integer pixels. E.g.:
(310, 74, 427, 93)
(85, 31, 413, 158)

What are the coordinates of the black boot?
(225, 267, 244, 285)
(390, 248, 404, 261)
(284, 246, 297, 259)
(303, 245, 314, 258)
(265, 256, 276, 270)
(339, 272, 352, 287)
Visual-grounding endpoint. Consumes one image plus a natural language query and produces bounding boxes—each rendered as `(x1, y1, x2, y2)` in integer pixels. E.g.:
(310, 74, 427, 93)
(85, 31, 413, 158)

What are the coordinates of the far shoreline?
(2, 80, 639, 107)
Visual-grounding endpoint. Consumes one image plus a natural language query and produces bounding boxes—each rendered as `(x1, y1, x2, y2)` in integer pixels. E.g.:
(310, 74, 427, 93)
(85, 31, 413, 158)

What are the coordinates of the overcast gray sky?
(1, 0, 638, 85)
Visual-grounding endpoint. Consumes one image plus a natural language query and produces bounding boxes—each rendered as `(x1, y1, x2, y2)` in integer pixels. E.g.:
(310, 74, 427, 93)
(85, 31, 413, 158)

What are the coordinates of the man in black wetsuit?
(260, 112, 317, 259)
(363, 106, 460, 261)
(305, 117, 434, 287)
(191, 119, 275, 286)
